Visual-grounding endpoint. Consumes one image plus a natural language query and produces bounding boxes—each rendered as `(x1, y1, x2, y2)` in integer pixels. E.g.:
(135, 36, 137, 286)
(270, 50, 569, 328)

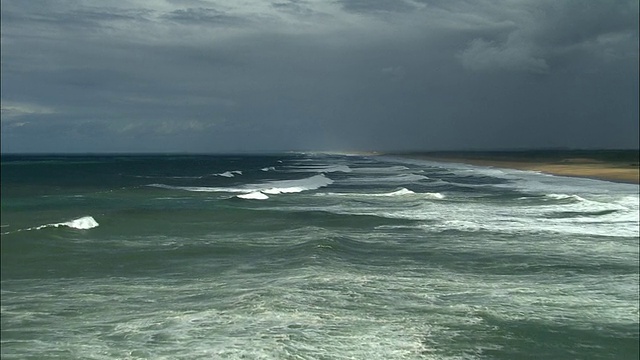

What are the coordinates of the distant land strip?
(393, 150, 640, 184)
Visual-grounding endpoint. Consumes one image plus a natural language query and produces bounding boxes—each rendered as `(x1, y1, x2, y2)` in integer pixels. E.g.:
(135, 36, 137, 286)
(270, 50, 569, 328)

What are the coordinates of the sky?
(1, 0, 638, 153)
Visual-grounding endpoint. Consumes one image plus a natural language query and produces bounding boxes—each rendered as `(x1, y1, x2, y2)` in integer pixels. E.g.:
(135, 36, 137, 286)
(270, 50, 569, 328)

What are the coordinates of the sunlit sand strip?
(394, 154, 639, 184)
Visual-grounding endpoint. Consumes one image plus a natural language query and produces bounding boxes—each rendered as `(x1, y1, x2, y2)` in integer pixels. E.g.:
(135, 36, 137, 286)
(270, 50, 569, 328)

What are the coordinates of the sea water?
(1, 153, 638, 359)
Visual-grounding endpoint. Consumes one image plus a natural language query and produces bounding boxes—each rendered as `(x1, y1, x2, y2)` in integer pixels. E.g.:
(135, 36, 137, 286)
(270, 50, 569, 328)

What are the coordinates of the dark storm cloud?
(338, 0, 417, 13)
(162, 8, 249, 26)
(1, 0, 637, 153)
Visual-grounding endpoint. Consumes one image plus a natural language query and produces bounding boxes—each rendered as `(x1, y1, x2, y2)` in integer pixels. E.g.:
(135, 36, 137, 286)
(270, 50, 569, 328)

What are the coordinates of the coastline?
(393, 151, 640, 184)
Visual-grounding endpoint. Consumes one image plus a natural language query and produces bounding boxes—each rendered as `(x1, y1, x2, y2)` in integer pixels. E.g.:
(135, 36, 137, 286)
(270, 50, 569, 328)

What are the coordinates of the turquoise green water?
(1, 154, 638, 359)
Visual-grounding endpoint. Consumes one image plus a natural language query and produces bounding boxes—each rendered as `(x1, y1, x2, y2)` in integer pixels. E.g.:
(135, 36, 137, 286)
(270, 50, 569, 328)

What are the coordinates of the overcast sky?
(1, 0, 638, 153)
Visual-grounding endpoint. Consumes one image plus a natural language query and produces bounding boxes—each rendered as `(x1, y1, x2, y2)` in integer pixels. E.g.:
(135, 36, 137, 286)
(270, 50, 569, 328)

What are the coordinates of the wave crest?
(215, 170, 242, 178)
(316, 188, 445, 199)
(237, 192, 269, 200)
(149, 174, 334, 197)
(60, 216, 100, 229)
(2, 216, 99, 234)
(546, 194, 587, 202)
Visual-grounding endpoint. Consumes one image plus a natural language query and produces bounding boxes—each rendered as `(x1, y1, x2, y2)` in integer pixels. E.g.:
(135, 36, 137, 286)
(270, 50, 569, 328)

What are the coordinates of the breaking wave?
(288, 165, 352, 173)
(2, 216, 99, 235)
(149, 174, 334, 197)
(237, 192, 269, 200)
(343, 173, 429, 184)
(545, 193, 588, 202)
(214, 170, 242, 178)
(316, 188, 445, 199)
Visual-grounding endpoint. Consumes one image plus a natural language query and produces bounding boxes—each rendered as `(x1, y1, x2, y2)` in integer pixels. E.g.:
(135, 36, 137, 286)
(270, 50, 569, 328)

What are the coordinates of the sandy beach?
(396, 151, 640, 184)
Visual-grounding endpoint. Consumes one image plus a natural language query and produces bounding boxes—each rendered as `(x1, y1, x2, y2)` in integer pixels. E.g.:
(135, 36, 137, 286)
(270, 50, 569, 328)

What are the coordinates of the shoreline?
(393, 152, 640, 184)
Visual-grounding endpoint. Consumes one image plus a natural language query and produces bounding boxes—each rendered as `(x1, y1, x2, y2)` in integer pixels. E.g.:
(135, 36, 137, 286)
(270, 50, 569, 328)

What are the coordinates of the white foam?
(351, 166, 410, 173)
(366, 189, 443, 199)
(288, 165, 352, 173)
(263, 187, 306, 194)
(149, 174, 333, 196)
(216, 170, 242, 178)
(60, 216, 100, 230)
(315, 189, 446, 201)
(237, 192, 269, 200)
(425, 192, 445, 199)
(148, 184, 225, 192)
(3, 216, 100, 234)
(258, 174, 334, 194)
(382, 188, 415, 196)
(36, 216, 99, 230)
(343, 173, 429, 184)
(261, 167, 276, 172)
(545, 193, 587, 202)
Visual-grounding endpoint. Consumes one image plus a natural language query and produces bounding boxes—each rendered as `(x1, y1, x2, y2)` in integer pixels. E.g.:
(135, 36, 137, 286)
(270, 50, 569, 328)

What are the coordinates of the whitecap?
(237, 192, 269, 200)
(357, 188, 418, 197)
(382, 188, 415, 196)
(262, 187, 307, 194)
(147, 184, 226, 192)
(215, 170, 242, 178)
(288, 165, 352, 173)
(3, 216, 99, 234)
(350, 165, 410, 173)
(363, 188, 444, 199)
(256, 174, 334, 194)
(34, 216, 99, 230)
(545, 193, 587, 202)
(316, 188, 445, 199)
(59, 216, 99, 230)
(149, 174, 333, 196)
(343, 173, 429, 184)
(425, 192, 445, 199)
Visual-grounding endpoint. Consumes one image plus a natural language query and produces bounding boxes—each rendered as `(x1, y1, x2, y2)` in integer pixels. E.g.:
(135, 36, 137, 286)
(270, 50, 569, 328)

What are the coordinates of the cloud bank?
(1, 0, 638, 152)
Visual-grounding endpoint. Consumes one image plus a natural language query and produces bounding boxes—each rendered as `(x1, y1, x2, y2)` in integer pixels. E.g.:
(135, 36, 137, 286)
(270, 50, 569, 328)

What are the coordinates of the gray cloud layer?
(1, 0, 638, 152)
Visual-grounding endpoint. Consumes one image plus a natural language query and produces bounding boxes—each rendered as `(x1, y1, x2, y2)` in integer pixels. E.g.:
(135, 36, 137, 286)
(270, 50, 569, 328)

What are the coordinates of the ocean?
(1, 153, 638, 359)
